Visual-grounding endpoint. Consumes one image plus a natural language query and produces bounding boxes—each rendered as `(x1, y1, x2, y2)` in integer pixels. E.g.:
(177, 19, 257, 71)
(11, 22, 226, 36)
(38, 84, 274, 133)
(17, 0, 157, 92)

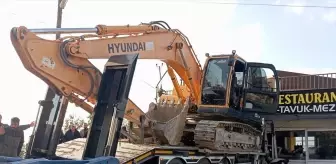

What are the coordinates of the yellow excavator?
(11, 21, 281, 162)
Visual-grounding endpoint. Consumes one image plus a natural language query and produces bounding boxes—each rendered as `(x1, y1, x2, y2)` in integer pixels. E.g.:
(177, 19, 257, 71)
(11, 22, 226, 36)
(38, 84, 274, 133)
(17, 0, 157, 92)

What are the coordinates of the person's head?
(70, 125, 76, 132)
(84, 123, 88, 129)
(11, 117, 20, 128)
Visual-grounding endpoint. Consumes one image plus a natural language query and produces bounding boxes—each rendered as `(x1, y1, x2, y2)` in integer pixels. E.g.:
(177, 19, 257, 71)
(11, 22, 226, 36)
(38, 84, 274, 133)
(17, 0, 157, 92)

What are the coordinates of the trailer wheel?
(197, 158, 211, 164)
(257, 157, 268, 164)
(167, 158, 185, 164)
(269, 159, 288, 164)
(275, 161, 287, 164)
(219, 158, 231, 164)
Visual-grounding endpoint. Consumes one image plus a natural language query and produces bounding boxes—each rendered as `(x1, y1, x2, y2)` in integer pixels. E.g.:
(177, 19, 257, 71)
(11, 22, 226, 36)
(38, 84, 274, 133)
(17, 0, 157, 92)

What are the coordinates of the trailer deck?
(55, 138, 267, 164)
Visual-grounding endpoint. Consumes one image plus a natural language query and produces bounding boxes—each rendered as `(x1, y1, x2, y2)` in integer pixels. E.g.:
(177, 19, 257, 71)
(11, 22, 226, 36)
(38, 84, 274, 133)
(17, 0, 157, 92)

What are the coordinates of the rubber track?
(194, 120, 262, 152)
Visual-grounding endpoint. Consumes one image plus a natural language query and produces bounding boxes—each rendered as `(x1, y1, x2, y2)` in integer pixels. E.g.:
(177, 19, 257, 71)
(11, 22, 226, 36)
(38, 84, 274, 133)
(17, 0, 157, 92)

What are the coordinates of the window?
(245, 66, 276, 112)
(273, 130, 305, 160)
(235, 72, 243, 86)
(295, 136, 315, 150)
(247, 67, 272, 92)
(307, 131, 336, 160)
(201, 58, 230, 105)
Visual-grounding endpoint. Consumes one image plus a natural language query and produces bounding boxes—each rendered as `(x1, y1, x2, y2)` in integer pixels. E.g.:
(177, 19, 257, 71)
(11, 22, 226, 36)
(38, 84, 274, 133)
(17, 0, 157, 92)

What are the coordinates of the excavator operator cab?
(199, 51, 280, 116)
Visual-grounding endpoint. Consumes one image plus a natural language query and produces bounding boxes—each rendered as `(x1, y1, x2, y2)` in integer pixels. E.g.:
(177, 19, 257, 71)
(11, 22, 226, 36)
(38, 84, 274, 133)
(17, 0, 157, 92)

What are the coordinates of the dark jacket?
(59, 130, 65, 144)
(63, 129, 81, 142)
(0, 124, 30, 156)
(0, 123, 30, 131)
(0, 124, 30, 142)
(0, 127, 24, 157)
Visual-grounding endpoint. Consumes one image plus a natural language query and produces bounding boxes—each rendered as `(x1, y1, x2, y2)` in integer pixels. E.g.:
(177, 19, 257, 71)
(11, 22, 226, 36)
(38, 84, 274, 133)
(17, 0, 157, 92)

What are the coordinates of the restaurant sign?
(277, 89, 336, 114)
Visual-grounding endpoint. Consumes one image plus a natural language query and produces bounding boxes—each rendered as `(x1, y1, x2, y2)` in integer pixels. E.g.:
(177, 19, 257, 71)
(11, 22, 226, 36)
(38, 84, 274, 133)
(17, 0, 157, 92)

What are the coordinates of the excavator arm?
(10, 21, 202, 125)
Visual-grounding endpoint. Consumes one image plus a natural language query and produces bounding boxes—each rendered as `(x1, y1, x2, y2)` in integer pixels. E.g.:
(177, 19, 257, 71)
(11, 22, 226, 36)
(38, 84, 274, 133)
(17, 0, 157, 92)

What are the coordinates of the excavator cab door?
(242, 62, 279, 114)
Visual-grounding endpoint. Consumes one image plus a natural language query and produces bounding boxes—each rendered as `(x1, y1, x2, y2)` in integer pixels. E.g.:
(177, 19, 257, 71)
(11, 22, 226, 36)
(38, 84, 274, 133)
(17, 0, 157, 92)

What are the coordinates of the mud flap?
(145, 98, 190, 145)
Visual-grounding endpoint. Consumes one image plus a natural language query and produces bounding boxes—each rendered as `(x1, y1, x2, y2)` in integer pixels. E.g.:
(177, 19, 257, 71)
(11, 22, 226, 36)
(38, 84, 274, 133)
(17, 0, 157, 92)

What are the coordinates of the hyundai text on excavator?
(10, 21, 287, 164)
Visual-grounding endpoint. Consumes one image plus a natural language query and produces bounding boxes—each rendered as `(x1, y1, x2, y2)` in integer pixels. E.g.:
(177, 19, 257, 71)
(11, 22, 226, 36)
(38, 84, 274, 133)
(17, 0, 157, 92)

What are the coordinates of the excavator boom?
(10, 22, 202, 114)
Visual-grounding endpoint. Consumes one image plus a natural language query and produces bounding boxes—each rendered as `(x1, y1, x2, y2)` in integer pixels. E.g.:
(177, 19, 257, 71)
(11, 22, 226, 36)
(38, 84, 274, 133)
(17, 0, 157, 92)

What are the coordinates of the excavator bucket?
(144, 98, 190, 145)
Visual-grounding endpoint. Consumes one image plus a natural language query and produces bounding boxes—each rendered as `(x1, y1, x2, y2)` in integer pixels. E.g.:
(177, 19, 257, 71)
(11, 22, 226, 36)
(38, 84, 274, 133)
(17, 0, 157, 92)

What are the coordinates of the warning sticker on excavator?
(107, 41, 154, 54)
(41, 57, 55, 69)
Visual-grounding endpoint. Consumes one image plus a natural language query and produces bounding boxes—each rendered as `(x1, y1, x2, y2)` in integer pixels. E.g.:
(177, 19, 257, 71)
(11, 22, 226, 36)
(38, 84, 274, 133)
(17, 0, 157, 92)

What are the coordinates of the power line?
(84, 0, 336, 9)
(195, 1, 336, 9)
(121, 0, 336, 9)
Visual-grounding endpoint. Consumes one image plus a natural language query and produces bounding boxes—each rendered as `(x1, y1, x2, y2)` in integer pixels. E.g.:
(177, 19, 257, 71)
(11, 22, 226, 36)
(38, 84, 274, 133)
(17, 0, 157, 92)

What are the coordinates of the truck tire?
(269, 160, 288, 164)
(258, 156, 268, 164)
(167, 158, 185, 164)
(219, 158, 230, 164)
(276, 162, 287, 164)
(197, 158, 211, 164)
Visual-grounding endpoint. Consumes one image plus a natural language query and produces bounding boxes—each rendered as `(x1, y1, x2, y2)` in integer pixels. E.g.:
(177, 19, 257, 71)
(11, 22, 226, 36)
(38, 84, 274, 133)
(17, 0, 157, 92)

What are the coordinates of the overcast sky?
(1, 0, 335, 142)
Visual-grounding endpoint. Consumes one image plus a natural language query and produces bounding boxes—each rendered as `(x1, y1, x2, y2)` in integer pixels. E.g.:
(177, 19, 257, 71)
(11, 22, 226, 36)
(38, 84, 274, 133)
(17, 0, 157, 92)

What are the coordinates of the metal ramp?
(115, 142, 155, 163)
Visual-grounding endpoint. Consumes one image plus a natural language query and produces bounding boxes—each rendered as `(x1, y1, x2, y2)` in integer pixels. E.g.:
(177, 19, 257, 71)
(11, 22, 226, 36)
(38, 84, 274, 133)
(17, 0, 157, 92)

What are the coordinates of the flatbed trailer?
(120, 144, 266, 164)
(55, 139, 268, 164)
(0, 140, 270, 164)
(20, 54, 286, 164)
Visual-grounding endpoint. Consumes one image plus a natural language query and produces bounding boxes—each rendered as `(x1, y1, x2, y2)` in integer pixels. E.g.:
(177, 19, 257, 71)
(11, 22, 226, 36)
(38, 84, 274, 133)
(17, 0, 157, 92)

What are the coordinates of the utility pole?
(56, 0, 63, 39)
(46, 0, 70, 156)
(26, 0, 69, 158)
